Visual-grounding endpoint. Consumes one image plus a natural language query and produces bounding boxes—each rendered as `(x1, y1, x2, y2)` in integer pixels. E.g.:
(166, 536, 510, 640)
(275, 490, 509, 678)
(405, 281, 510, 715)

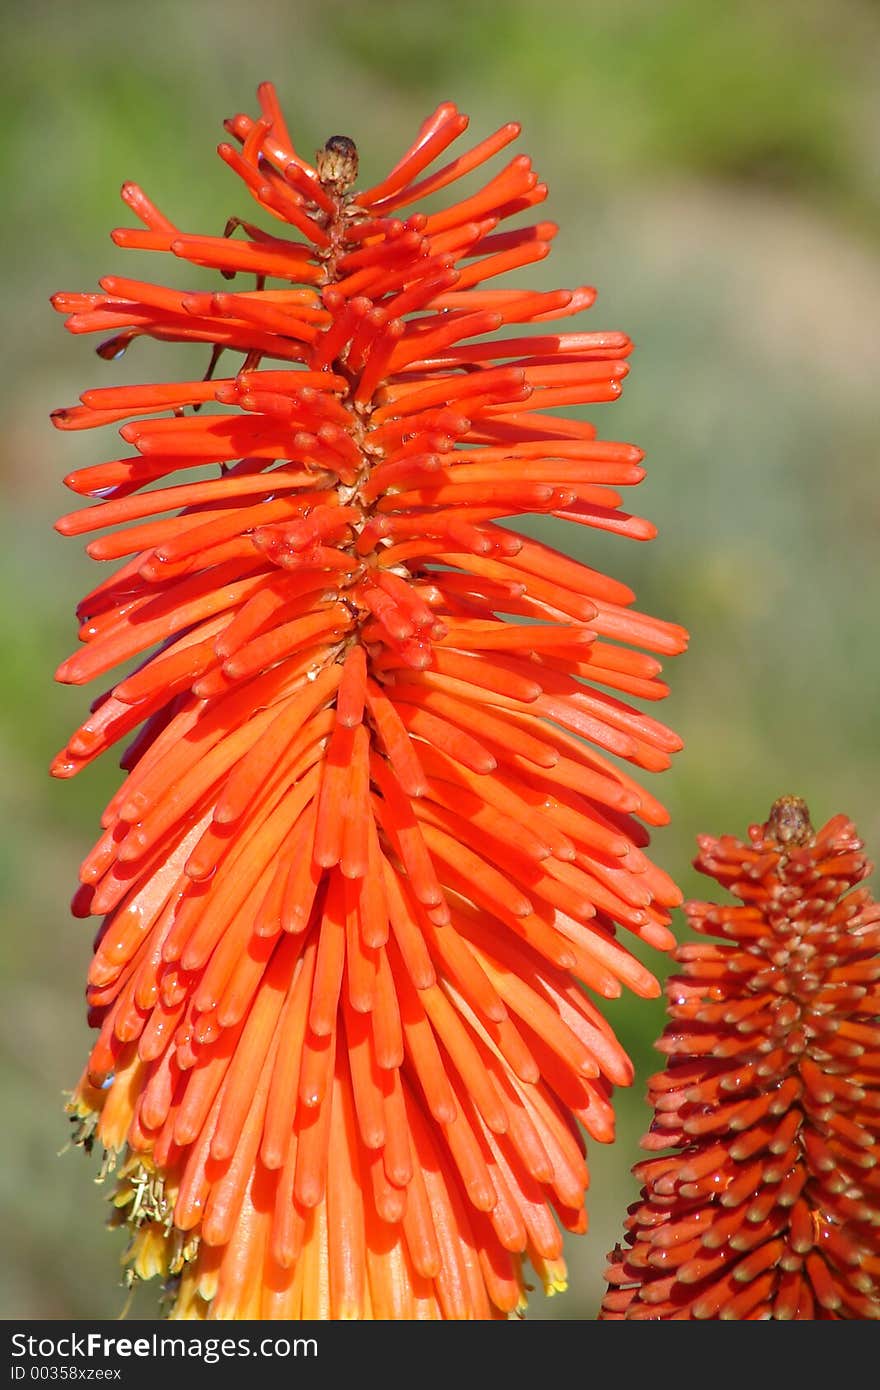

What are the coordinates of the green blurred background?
(3, 0, 879, 1321)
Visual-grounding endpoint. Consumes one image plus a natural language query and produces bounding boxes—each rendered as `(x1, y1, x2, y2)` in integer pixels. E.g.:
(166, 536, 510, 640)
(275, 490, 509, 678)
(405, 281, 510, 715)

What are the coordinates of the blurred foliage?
(2, 0, 879, 1321)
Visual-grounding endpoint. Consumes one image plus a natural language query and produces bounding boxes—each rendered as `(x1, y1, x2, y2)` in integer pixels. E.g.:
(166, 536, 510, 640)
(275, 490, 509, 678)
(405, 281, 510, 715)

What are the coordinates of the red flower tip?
(54, 82, 687, 1320)
(602, 799, 880, 1320)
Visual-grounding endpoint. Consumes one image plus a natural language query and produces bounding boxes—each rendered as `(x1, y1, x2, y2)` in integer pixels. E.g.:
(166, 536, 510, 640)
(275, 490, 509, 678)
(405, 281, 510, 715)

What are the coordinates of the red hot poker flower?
(602, 798, 880, 1320)
(53, 83, 687, 1320)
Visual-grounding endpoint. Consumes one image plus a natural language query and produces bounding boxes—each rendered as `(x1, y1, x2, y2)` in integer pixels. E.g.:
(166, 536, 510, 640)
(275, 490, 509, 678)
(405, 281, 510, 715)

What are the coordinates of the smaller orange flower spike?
(601, 799, 880, 1320)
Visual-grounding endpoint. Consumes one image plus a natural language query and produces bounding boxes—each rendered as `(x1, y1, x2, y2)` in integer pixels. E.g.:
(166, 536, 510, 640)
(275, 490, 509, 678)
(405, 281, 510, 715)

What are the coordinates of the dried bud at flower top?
(316, 136, 359, 194)
(766, 794, 814, 847)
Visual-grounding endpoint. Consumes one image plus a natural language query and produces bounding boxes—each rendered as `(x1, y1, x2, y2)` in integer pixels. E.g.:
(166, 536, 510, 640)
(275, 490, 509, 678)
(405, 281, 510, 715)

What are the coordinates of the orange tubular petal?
(294, 1031, 337, 1208)
(364, 678, 428, 797)
(373, 123, 522, 213)
(326, 1049, 368, 1318)
(359, 111, 470, 207)
(261, 941, 317, 1170)
(209, 933, 300, 1163)
(342, 999, 386, 1149)
(308, 875, 347, 1037)
(370, 763, 446, 913)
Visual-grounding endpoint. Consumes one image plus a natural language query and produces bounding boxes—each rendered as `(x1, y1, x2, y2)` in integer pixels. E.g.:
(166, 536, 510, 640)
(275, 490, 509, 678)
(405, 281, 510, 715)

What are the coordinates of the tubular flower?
(601, 797, 880, 1320)
(52, 83, 687, 1320)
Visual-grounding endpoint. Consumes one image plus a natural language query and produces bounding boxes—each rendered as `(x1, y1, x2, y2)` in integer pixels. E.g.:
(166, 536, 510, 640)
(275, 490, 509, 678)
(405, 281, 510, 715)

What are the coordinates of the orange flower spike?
(602, 798, 880, 1320)
(55, 82, 687, 1318)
